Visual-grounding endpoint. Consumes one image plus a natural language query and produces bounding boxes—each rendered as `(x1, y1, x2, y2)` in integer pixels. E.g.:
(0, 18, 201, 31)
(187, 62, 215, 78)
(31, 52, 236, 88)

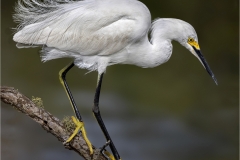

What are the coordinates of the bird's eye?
(188, 38, 194, 43)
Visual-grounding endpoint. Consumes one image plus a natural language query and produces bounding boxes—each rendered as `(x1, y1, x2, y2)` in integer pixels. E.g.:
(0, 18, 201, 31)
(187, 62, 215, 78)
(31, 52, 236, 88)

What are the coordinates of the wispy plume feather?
(13, 0, 78, 31)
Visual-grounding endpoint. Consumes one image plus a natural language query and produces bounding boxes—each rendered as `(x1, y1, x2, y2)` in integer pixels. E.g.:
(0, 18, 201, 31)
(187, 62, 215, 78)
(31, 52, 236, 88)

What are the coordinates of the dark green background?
(1, 0, 239, 160)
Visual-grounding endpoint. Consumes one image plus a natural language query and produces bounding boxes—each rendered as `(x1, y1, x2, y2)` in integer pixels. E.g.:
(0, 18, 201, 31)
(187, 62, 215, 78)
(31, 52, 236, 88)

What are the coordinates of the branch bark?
(1, 86, 107, 160)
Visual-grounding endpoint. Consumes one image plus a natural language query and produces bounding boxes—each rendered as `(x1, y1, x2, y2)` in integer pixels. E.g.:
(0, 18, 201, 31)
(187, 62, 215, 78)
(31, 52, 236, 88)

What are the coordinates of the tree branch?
(1, 86, 107, 160)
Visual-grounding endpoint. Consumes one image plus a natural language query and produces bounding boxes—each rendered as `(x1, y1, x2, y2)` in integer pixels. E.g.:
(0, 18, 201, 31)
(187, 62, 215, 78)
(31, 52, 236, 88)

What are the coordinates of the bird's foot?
(100, 141, 118, 160)
(64, 116, 93, 155)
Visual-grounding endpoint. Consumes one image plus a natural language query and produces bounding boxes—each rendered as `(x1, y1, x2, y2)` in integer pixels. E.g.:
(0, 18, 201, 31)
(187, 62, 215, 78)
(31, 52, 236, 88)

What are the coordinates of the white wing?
(13, 0, 150, 56)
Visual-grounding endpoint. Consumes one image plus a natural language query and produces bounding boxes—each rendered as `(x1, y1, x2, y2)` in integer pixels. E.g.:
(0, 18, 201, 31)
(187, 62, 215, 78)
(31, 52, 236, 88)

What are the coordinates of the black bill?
(193, 47, 218, 85)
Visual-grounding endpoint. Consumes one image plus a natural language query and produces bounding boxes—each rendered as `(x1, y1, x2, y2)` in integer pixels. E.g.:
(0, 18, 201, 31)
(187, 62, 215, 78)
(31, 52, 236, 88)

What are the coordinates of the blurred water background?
(1, 0, 239, 160)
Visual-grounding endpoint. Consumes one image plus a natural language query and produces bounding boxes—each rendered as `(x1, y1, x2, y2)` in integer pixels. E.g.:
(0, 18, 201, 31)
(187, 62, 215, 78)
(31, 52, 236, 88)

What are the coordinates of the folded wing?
(13, 0, 138, 56)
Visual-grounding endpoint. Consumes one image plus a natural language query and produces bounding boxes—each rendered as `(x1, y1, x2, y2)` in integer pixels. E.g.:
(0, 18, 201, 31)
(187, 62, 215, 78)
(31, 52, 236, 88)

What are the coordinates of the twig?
(1, 86, 107, 160)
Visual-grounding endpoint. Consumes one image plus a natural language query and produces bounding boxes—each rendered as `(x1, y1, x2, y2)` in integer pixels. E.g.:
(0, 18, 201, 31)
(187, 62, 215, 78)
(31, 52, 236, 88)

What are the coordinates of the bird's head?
(174, 20, 218, 85)
(152, 18, 217, 84)
(183, 36, 218, 85)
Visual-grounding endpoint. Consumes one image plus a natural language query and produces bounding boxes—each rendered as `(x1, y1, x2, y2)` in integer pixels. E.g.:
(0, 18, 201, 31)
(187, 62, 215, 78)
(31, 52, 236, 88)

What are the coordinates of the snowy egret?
(13, 0, 217, 159)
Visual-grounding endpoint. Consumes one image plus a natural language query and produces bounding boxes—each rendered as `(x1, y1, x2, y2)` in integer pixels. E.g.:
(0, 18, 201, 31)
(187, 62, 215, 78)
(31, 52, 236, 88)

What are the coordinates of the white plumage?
(13, 0, 217, 84)
(12, 1, 217, 159)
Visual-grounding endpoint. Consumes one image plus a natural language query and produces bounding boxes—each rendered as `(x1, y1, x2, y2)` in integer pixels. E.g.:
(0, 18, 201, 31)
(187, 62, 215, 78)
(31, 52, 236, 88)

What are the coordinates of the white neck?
(126, 18, 193, 68)
(126, 25, 174, 68)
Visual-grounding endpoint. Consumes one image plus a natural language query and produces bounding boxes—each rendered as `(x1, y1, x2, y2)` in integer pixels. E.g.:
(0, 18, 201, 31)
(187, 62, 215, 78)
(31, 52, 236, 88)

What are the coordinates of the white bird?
(13, 0, 217, 159)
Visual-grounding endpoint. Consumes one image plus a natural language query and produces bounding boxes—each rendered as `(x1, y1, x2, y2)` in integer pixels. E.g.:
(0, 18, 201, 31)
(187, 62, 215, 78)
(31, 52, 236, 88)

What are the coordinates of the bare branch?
(1, 86, 107, 160)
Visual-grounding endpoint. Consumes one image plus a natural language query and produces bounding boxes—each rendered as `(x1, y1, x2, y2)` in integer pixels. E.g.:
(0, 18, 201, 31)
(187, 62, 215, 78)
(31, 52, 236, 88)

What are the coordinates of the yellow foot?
(100, 141, 121, 160)
(103, 150, 116, 160)
(65, 116, 93, 155)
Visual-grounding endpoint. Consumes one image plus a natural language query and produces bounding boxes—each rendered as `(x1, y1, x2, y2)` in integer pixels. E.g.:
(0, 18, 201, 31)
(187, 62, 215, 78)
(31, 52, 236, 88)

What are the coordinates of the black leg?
(92, 73, 121, 160)
(59, 62, 93, 154)
(59, 62, 82, 121)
